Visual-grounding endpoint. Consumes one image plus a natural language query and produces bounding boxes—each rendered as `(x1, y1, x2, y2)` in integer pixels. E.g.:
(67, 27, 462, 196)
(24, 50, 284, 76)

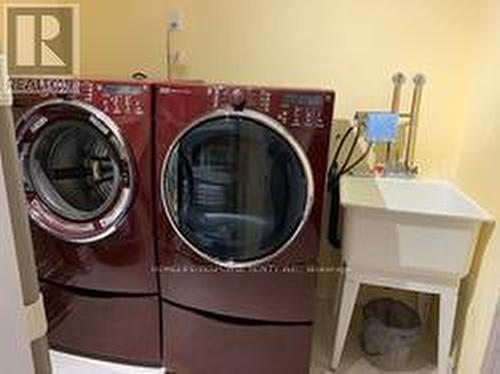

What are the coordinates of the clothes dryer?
(155, 82, 335, 373)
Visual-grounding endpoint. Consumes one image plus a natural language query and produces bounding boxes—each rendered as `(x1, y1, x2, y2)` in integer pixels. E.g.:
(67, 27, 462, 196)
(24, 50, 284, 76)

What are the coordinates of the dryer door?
(161, 109, 314, 268)
(16, 100, 135, 243)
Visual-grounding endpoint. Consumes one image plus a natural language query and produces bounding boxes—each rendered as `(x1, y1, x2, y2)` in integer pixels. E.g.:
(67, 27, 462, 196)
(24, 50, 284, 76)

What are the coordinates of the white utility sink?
(340, 176, 492, 279)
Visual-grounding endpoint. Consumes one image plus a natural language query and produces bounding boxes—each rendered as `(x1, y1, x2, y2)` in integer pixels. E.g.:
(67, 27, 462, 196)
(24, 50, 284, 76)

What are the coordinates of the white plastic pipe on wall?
(0, 54, 52, 373)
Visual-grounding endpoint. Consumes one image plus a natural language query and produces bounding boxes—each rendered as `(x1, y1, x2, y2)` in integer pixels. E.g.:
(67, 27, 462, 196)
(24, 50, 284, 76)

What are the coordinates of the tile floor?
(51, 247, 438, 373)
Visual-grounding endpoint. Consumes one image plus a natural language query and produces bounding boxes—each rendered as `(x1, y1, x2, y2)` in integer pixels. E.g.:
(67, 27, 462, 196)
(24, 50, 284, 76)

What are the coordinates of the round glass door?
(17, 100, 134, 243)
(162, 110, 314, 268)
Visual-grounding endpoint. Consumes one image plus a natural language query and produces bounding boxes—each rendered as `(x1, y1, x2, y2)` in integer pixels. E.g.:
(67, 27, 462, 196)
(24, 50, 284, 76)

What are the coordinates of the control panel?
(208, 85, 332, 129)
(79, 82, 147, 116)
(278, 93, 328, 129)
(11, 78, 148, 117)
(209, 85, 272, 113)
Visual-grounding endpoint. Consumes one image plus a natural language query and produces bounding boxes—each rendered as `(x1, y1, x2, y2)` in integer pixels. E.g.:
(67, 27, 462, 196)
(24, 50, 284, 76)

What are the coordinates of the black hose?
(328, 175, 342, 248)
(340, 143, 373, 176)
(338, 128, 360, 177)
(332, 126, 354, 165)
(328, 126, 357, 248)
(327, 127, 373, 249)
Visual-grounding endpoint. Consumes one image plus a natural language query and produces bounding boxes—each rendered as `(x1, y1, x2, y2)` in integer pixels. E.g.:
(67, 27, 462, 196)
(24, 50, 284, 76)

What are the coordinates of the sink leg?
(331, 274, 360, 370)
(438, 287, 458, 374)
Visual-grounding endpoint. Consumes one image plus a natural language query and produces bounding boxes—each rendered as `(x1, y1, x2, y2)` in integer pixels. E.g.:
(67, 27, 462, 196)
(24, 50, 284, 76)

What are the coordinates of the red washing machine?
(13, 78, 160, 366)
(155, 82, 334, 373)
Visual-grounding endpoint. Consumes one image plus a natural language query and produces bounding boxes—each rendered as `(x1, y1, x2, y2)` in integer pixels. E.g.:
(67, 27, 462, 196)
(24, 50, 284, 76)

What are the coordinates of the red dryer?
(155, 82, 334, 373)
(13, 78, 160, 366)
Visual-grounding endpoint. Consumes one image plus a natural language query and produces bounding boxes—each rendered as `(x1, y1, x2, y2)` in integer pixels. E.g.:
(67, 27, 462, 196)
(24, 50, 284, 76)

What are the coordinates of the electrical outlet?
(168, 10, 183, 31)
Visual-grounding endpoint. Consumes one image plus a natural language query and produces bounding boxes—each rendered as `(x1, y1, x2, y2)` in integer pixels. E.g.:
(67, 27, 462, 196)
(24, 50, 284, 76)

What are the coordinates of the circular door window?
(161, 110, 314, 268)
(17, 100, 135, 243)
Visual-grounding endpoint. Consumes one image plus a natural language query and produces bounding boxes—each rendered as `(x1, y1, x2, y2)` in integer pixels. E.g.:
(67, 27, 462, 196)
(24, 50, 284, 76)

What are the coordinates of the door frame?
(0, 153, 36, 374)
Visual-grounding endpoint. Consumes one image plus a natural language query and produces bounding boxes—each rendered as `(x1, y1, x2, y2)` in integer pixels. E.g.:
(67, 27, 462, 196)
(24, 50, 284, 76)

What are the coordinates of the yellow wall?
(453, 0, 500, 371)
(0, 0, 485, 177)
(172, 0, 484, 178)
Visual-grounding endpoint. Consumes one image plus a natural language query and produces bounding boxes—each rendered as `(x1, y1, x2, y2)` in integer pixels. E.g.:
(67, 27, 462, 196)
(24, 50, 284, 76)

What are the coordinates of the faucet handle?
(413, 73, 426, 86)
(392, 72, 406, 86)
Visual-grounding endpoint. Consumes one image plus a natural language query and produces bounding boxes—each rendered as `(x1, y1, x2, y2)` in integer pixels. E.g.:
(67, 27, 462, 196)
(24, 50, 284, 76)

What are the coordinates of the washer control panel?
(80, 82, 147, 117)
(208, 85, 333, 129)
(11, 78, 149, 117)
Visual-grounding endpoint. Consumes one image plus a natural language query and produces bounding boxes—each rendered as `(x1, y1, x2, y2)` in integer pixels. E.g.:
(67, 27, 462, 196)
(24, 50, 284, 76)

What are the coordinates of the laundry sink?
(340, 176, 492, 279)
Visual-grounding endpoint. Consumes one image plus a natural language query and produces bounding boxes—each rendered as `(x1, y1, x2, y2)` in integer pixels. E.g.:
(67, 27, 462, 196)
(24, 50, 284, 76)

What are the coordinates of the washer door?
(161, 110, 314, 268)
(17, 100, 134, 243)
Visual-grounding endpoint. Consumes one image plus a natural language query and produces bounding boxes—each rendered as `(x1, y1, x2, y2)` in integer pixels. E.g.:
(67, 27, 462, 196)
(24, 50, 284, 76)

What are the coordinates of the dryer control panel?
(278, 93, 328, 129)
(208, 85, 334, 129)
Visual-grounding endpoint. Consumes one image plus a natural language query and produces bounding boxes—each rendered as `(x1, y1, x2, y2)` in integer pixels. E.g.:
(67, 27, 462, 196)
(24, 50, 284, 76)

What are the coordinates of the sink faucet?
(385, 73, 426, 178)
(404, 73, 426, 173)
(386, 73, 405, 164)
(333, 72, 427, 180)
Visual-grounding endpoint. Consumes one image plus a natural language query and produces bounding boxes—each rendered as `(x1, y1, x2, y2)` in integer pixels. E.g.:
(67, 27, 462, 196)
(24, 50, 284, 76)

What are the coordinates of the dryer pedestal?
(163, 301, 313, 374)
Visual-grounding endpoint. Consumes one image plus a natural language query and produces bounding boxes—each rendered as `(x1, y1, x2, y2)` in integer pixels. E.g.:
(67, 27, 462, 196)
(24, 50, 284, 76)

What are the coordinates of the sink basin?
(340, 176, 492, 279)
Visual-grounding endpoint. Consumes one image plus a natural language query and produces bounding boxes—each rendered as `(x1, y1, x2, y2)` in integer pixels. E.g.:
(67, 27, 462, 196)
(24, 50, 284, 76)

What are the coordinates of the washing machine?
(155, 82, 335, 373)
(12, 78, 161, 366)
